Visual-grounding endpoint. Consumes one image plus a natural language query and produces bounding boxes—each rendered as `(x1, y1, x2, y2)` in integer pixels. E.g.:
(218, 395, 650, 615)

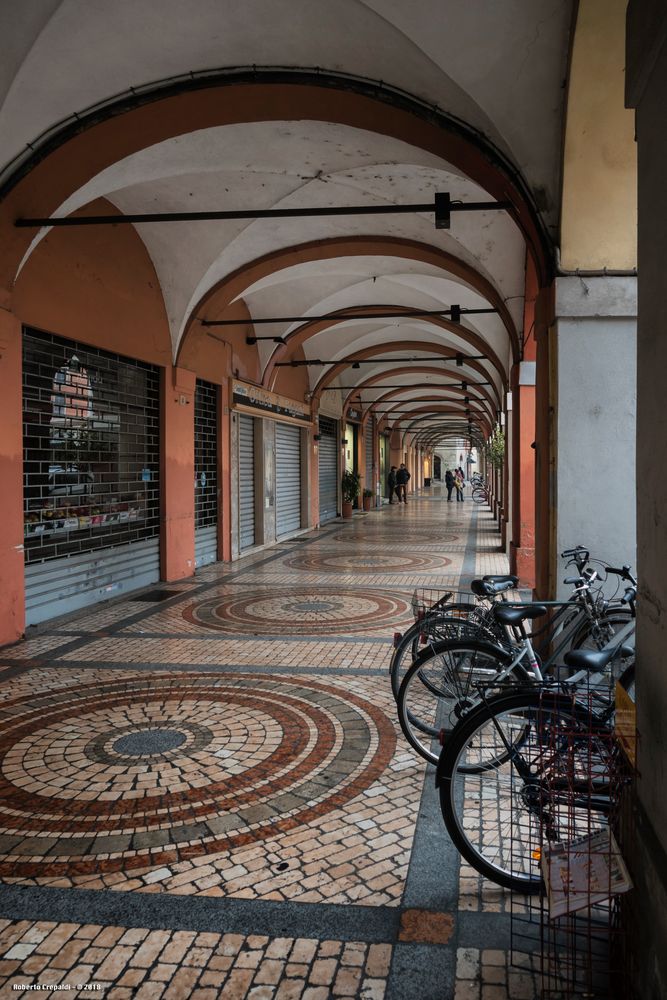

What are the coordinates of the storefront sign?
(232, 379, 311, 425)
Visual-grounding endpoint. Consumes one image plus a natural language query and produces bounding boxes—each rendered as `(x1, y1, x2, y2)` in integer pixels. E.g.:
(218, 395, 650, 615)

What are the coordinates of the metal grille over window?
(22, 328, 160, 564)
(194, 379, 218, 530)
(364, 417, 374, 490)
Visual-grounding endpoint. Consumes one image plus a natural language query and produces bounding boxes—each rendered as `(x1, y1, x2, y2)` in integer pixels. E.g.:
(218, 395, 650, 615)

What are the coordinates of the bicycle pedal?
(393, 632, 402, 647)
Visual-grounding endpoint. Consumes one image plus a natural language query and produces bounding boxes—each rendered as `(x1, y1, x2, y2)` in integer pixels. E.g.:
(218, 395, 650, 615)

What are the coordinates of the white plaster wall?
(555, 277, 637, 596)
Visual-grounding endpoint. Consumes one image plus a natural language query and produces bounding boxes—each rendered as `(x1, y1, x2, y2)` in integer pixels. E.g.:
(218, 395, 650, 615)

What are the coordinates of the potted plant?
(362, 487, 374, 512)
(341, 470, 361, 518)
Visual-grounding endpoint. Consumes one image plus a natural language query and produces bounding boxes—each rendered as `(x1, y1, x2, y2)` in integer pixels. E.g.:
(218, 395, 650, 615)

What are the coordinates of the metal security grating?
(22, 328, 160, 565)
(194, 379, 218, 529)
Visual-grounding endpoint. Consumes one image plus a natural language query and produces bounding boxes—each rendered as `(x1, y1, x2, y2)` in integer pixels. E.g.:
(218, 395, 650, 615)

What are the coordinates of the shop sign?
(232, 379, 311, 425)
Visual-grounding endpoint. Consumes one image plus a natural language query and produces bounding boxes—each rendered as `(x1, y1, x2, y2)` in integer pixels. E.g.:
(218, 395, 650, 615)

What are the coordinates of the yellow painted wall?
(560, 0, 637, 270)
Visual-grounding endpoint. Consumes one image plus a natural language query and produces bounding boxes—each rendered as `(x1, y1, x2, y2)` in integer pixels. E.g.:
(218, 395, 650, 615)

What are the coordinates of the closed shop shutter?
(275, 423, 302, 538)
(238, 414, 256, 550)
(364, 417, 374, 492)
(22, 328, 160, 625)
(194, 379, 218, 568)
(318, 416, 338, 524)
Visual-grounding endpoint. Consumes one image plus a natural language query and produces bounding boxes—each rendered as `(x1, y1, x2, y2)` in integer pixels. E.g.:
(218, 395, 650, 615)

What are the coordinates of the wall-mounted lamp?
(456, 353, 464, 367)
(342, 438, 348, 446)
(313, 434, 322, 441)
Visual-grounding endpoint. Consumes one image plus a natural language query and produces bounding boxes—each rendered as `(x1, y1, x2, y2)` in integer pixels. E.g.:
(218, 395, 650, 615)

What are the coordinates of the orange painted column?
(509, 256, 540, 589)
(160, 366, 196, 581)
(0, 310, 25, 645)
(310, 401, 320, 528)
(509, 368, 536, 586)
(533, 283, 555, 598)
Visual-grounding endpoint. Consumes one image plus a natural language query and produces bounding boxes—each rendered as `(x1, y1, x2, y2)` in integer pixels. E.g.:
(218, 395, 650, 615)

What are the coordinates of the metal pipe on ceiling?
(199, 306, 497, 332)
(274, 354, 487, 366)
(15, 194, 512, 228)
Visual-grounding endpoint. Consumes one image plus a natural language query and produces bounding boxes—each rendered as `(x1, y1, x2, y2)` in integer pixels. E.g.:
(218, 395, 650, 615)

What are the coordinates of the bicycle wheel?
(396, 639, 522, 765)
(437, 690, 611, 893)
(389, 604, 489, 701)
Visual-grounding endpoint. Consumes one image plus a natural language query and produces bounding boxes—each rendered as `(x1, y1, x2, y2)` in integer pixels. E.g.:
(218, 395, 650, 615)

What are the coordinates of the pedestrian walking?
(396, 463, 411, 503)
(387, 466, 399, 504)
(444, 468, 455, 501)
(455, 469, 465, 501)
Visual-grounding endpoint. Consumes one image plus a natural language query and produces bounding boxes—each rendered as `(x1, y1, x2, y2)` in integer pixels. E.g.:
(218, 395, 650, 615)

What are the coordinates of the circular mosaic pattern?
(0, 674, 395, 877)
(329, 531, 460, 545)
(184, 589, 411, 635)
(283, 553, 452, 574)
(113, 729, 187, 756)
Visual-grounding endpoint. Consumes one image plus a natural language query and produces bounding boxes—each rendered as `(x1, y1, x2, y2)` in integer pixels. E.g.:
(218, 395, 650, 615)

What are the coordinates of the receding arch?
(179, 235, 520, 368)
(311, 341, 505, 399)
(262, 303, 509, 388)
(0, 70, 551, 298)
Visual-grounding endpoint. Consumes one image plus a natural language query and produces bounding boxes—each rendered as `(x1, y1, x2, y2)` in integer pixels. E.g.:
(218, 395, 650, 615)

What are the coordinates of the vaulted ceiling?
(1, 0, 575, 447)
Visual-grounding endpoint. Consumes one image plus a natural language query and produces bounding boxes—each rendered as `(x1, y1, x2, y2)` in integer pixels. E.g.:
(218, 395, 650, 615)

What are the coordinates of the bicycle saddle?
(492, 603, 547, 626)
(482, 574, 519, 588)
(563, 644, 634, 673)
(470, 578, 516, 597)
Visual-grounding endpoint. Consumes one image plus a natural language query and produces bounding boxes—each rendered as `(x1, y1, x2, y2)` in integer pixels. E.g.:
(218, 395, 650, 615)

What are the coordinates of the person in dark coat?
(396, 463, 411, 503)
(444, 468, 455, 501)
(387, 466, 399, 503)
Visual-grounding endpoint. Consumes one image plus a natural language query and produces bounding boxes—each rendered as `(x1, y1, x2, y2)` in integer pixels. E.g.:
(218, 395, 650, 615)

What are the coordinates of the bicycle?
(433, 592, 636, 893)
(390, 546, 629, 702)
(395, 565, 636, 765)
(389, 574, 519, 701)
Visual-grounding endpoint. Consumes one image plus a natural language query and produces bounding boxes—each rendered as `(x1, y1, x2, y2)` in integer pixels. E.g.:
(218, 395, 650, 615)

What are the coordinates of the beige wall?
(560, 0, 637, 270)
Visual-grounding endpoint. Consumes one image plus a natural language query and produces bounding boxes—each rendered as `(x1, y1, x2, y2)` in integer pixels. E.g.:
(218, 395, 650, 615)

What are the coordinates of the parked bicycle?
(434, 600, 636, 893)
(394, 557, 636, 766)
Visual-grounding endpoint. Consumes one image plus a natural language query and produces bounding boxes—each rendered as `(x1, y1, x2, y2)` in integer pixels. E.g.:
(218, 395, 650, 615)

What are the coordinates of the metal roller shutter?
(194, 379, 218, 568)
(364, 418, 374, 492)
(25, 539, 160, 625)
(275, 423, 302, 538)
(318, 417, 338, 524)
(238, 415, 255, 550)
(22, 328, 160, 625)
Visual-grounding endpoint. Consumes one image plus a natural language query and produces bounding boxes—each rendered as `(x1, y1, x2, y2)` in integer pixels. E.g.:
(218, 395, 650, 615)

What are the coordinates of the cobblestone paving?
(0, 490, 540, 998)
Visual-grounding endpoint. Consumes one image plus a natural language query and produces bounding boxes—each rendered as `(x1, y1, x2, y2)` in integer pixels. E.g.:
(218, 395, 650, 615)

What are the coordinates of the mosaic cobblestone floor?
(0, 490, 540, 998)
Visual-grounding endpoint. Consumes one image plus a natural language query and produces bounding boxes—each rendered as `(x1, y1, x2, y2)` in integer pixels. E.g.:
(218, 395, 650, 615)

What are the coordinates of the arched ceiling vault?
(2, 1, 574, 447)
(343, 366, 497, 412)
(311, 342, 504, 400)
(394, 406, 491, 436)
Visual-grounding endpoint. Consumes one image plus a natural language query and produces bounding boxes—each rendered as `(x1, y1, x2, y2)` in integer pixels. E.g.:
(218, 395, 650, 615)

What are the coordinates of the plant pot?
(362, 495, 372, 511)
(342, 500, 354, 519)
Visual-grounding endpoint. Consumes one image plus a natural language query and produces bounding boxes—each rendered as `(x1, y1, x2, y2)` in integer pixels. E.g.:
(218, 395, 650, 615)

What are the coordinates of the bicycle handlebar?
(561, 546, 589, 559)
(604, 565, 638, 586)
(621, 586, 636, 602)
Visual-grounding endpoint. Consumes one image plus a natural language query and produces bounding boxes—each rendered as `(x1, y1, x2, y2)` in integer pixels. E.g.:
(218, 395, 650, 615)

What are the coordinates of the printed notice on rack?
(541, 829, 633, 919)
